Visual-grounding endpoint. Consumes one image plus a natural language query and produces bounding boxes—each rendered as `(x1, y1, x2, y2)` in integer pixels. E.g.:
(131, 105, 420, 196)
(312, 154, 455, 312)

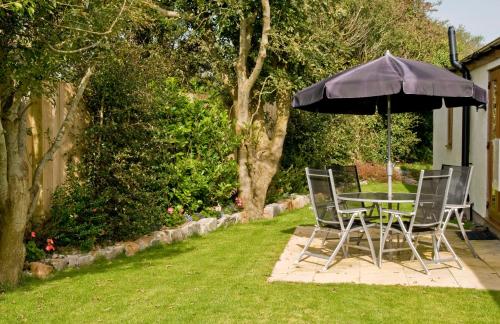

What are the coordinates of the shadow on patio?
(271, 226, 500, 305)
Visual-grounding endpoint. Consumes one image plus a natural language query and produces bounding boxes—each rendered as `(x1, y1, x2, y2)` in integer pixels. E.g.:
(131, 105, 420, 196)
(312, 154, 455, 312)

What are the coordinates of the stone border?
(28, 194, 310, 279)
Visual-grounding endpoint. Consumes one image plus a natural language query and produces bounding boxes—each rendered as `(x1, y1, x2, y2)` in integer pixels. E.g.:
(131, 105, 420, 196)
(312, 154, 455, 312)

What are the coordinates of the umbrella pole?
(387, 95, 392, 197)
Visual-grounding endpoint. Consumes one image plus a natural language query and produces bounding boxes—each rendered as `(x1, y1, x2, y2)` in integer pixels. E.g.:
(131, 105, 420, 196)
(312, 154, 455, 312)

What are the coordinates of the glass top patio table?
(337, 192, 416, 204)
(337, 192, 416, 268)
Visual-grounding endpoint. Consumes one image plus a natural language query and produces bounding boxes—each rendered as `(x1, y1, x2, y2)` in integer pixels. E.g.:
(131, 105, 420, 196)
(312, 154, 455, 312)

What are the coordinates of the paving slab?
(269, 226, 500, 290)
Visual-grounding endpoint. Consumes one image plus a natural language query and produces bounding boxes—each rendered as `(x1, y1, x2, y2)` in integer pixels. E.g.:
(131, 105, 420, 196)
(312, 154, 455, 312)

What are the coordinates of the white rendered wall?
(432, 106, 462, 169)
(433, 57, 500, 218)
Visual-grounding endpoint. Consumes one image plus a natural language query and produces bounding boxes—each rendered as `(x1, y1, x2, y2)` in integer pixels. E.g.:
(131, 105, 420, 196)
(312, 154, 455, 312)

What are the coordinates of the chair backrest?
(412, 169, 453, 227)
(441, 164, 473, 206)
(327, 165, 362, 193)
(305, 168, 341, 226)
(328, 165, 364, 208)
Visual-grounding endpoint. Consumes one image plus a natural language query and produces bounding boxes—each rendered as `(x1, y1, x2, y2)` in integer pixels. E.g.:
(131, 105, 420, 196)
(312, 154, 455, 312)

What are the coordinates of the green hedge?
(42, 52, 238, 251)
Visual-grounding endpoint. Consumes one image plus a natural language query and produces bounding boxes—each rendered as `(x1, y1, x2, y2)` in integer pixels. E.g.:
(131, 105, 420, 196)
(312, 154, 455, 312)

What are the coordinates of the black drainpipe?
(449, 26, 475, 221)
(448, 26, 471, 166)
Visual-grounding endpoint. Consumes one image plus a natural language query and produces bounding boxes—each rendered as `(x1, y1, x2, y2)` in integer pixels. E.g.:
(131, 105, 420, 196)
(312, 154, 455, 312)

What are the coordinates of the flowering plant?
(235, 197, 243, 209)
(45, 238, 56, 252)
(164, 205, 186, 226)
(25, 231, 47, 262)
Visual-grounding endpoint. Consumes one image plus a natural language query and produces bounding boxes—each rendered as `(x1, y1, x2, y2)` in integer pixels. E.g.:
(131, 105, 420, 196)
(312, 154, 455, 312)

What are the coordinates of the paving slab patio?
(269, 226, 500, 290)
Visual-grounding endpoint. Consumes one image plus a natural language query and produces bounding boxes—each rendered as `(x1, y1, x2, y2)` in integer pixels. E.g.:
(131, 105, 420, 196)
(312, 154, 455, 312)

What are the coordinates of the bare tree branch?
(17, 99, 28, 155)
(54, 0, 127, 35)
(49, 0, 127, 53)
(141, 1, 181, 18)
(250, 75, 271, 127)
(55, 2, 85, 9)
(270, 94, 290, 157)
(27, 66, 95, 220)
(236, 15, 255, 83)
(48, 39, 103, 54)
(247, 0, 271, 90)
(0, 113, 8, 210)
(18, 99, 34, 119)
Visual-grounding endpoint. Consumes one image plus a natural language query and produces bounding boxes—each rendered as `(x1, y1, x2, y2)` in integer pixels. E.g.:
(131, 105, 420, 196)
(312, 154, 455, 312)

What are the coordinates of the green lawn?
(361, 180, 416, 214)
(1, 207, 499, 323)
(362, 180, 416, 193)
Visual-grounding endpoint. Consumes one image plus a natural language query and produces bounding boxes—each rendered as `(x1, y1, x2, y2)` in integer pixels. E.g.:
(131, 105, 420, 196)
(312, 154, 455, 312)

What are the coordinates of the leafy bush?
(44, 51, 238, 250)
(356, 161, 401, 182)
(268, 108, 422, 199)
(25, 241, 46, 263)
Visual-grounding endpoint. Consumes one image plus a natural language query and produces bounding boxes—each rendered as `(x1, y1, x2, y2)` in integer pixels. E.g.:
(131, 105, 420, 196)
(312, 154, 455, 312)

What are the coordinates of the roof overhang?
(460, 37, 500, 70)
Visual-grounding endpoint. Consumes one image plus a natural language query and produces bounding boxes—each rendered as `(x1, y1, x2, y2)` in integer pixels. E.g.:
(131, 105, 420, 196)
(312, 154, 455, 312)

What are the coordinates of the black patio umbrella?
(293, 51, 487, 195)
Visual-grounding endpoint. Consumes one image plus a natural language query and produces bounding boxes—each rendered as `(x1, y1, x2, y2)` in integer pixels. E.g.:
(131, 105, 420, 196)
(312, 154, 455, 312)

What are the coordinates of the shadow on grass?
(401, 182, 417, 193)
(280, 225, 313, 235)
(11, 241, 195, 294)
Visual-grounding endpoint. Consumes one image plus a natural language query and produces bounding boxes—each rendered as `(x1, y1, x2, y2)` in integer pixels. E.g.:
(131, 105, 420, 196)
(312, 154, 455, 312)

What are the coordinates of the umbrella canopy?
(293, 51, 487, 196)
(293, 51, 487, 114)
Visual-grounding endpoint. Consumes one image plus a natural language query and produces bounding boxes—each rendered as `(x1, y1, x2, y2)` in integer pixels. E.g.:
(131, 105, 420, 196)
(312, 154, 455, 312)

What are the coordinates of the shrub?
(25, 241, 46, 263)
(44, 55, 238, 250)
(355, 161, 401, 182)
(268, 109, 422, 199)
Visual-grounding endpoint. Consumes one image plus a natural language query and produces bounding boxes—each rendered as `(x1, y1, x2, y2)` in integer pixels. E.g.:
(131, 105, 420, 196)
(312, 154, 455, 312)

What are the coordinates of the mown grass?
(363, 180, 417, 193)
(1, 205, 499, 323)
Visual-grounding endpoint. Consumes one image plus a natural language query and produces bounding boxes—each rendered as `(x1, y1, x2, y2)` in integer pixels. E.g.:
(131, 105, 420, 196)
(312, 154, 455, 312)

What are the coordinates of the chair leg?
(432, 234, 439, 262)
(397, 217, 429, 275)
(295, 226, 319, 264)
(439, 232, 464, 269)
(380, 214, 395, 266)
(321, 230, 330, 247)
(456, 209, 479, 258)
(339, 232, 348, 258)
(323, 216, 356, 271)
(356, 231, 364, 246)
(360, 217, 377, 266)
(345, 234, 350, 257)
(436, 208, 453, 251)
(410, 234, 420, 261)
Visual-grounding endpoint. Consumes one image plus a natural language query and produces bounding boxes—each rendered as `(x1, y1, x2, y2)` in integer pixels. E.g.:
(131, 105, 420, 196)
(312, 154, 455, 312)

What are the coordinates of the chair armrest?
(338, 208, 368, 215)
(382, 209, 414, 217)
(445, 204, 471, 210)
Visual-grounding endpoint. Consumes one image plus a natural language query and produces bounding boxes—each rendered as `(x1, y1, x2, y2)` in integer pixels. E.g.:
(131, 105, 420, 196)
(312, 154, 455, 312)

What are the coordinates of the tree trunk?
(0, 178, 29, 286)
(238, 96, 290, 221)
(0, 67, 93, 286)
(0, 110, 30, 286)
(234, 0, 285, 221)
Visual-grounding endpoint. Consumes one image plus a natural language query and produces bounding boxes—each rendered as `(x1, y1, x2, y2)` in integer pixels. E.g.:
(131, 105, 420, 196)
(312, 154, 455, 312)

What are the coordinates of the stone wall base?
(28, 194, 310, 279)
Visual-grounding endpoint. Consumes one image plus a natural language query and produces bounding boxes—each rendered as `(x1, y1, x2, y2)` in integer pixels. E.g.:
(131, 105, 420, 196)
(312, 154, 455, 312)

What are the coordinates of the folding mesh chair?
(328, 165, 366, 209)
(328, 165, 376, 245)
(440, 164, 478, 258)
(381, 169, 462, 274)
(296, 168, 377, 271)
(328, 165, 362, 192)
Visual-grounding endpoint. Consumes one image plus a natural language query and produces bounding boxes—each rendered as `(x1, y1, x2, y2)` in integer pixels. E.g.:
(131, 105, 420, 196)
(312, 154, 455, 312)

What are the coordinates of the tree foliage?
(0, 0, 485, 283)
(39, 44, 238, 250)
(0, 0, 168, 285)
(269, 0, 482, 197)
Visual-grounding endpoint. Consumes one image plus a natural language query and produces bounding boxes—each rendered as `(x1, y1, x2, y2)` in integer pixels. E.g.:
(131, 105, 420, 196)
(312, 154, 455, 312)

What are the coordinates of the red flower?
(167, 207, 174, 214)
(31, 231, 36, 238)
(45, 238, 55, 252)
(235, 197, 243, 208)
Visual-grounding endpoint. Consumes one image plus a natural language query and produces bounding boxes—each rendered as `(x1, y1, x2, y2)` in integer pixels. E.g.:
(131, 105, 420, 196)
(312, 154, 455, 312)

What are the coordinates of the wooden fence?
(26, 83, 87, 221)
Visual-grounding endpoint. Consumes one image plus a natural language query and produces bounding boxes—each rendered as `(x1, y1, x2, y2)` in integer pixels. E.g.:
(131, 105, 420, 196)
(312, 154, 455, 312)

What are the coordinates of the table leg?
(377, 203, 383, 268)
